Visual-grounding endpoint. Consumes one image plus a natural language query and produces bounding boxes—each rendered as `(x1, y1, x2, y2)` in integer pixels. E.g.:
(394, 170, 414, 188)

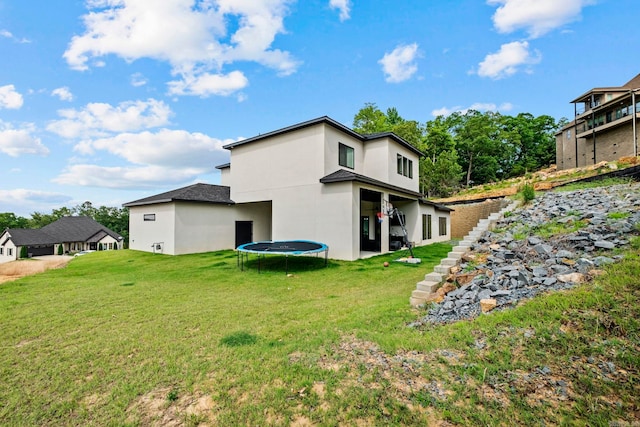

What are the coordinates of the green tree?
(0, 212, 29, 230)
(353, 103, 387, 134)
(420, 150, 463, 197)
(501, 113, 560, 176)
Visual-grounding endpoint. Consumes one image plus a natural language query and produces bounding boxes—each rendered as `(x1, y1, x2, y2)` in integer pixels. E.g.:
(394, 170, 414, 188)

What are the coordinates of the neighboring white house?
(0, 216, 123, 264)
(124, 116, 452, 261)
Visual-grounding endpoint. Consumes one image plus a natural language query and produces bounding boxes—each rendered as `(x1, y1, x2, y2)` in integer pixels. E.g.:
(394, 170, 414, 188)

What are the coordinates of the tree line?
(0, 202, 129, 245)
(353, 103, 565, 197)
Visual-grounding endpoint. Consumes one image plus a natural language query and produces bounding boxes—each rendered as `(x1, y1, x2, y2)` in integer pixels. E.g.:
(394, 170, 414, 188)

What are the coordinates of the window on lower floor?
(422, 214, 433, 240)
(8, 248, 13, 256)
(438, 217, 447, 236)
(143, 213, 156, 221)
(0, 247, 3, 255)
(339, 143, 354, 169)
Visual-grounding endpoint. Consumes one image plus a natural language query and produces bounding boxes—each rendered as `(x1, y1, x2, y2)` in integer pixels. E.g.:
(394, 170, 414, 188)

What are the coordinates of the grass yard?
(1, 241, 639, 426)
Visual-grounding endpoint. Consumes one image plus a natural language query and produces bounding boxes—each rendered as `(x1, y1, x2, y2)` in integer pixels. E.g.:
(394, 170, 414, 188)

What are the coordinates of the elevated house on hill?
(0, 216, 123, 263)
(124, 116, 452, 261)
(556, 73, 640, 170)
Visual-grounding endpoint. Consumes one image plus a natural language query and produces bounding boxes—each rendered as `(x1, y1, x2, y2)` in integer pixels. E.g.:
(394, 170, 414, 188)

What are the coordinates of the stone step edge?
(410, 199, 520, 307)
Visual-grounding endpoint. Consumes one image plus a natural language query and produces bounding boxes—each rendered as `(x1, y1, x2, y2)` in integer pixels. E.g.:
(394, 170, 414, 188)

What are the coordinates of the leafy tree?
(0, 212, 29, 230)
(420, 150, 463, 197)
(353, 103, 387, 134)
(501, 113, 560, 176)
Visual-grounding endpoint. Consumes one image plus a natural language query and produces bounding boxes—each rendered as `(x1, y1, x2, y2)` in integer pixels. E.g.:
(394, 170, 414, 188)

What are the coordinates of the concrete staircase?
(410, 201, 520, 307)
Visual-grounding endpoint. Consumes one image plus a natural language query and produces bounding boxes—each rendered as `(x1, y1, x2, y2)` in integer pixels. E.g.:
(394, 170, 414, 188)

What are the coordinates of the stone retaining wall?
(447, 198, 510, 239)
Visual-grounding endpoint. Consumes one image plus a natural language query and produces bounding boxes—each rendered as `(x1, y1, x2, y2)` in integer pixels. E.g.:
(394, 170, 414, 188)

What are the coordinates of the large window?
(422, 214, 432, 240)
(438, 217, 447, 236)
(339, 143, 354, 169)
(397, 154, 413, 178)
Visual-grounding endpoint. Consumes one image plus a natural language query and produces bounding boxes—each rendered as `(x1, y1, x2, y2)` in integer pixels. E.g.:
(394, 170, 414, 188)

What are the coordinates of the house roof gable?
(222, 116, 424, 157)
(123, 183, 234, 207)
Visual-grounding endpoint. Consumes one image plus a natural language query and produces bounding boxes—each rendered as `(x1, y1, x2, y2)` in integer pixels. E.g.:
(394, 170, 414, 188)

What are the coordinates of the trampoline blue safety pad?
(236, 240, 329, 273)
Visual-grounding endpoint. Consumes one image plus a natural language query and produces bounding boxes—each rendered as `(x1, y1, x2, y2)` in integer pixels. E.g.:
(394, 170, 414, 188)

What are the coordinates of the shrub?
(98, 243, 103, 251)
(520, 182, 535, 204)
(57, 244, 63, 255)
(20, 246, 28, 259)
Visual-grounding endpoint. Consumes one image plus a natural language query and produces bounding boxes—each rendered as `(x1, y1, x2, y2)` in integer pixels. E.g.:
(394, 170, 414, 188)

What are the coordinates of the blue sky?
(1, 0, 639, 217)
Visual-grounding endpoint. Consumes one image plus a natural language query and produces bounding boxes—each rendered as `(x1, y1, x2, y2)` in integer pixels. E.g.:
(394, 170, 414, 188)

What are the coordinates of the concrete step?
(440, 258, 458, 267)
(451, 246, 468, 254)
(424, 272, 443, 282)
(447, 251, 463, 260)
(434, 265, 451, 275)
(410, 296, 427, 307)
(416, 280, 440, 293)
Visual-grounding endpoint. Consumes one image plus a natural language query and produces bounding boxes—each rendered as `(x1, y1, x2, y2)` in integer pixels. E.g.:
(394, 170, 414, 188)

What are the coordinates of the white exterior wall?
(128, 203, 177, 254)
(0, 236, 17, 264)
(173, 202, 237, 255)
(230, 125, 325, 203)
(323, 126, 364, 176)
(219, 167, 231, 187)
(269, 181, 356, 260)
(96, 235, 121, 250)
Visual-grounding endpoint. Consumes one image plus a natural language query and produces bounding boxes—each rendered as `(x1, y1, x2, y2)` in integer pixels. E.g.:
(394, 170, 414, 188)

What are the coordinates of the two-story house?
(556, 73, 640, 170)
(124, 116, 452, 260)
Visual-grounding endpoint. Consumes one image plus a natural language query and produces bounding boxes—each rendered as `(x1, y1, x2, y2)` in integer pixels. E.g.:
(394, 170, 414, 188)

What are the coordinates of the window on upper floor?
(339, 143, 354, 169)
(397, 154, 413, 178)
(143, 214, 156, 221)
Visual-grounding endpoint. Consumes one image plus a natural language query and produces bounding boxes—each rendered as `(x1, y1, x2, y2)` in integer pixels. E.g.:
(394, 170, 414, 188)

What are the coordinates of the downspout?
(574, 102, 579, 168)
(591, 94, 596, 165)
(633, 89, 638, 157)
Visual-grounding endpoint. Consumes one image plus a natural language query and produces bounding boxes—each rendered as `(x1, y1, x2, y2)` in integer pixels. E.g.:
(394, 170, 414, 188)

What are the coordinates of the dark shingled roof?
(320, 169, 453, 212)
(123, 183, 234, 207)
(222, 116, 424, 157)
(41, 216, 123, 242)
(3, 228, 58, 246)
(320, 169, 423, 198)
(2, 216, 123, 246)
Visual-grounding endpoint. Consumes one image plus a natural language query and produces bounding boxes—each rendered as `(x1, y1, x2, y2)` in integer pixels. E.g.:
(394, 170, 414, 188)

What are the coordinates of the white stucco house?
(124, 116, 452, 261)
(0, 216, 123, 264)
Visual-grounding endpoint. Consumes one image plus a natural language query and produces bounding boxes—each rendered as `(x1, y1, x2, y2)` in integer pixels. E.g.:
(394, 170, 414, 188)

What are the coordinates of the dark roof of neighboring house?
(1, 216, 122, 246)
(2, 228, 58, 246)
(41, 216, 123, 242)
(222, 116, 424, 157)
(123, 183, 234, 207)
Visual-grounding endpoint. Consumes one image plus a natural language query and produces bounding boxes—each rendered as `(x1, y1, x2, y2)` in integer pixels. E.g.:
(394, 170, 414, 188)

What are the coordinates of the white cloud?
(329, 0, 351, 21)
(63, 0, 299, 97)
(130, 72, 148, 87)
(54, 129, 233, 189)
(52, 86, 74, 101)
(431, 102, 513, 117)
(0, 29, 30, 43)
(476, 41, 541, 79)
(0, 85, 24, 109)
(0, 189, 72, 209)
(167, 70, 249, 97)
(488, 0, 593, 38)
(0, 121, 49, 157)
(47, 98, 172, 139)
(378, 43, 419, 83)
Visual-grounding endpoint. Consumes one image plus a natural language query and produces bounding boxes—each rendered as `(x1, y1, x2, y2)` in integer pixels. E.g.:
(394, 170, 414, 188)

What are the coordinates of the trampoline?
(236, 240, 329, 274)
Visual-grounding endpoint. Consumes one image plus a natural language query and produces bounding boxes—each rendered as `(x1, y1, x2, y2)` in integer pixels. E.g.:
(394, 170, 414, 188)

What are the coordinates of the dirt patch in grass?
(127, 387, 216, 426)
(0, 256, 71, 284)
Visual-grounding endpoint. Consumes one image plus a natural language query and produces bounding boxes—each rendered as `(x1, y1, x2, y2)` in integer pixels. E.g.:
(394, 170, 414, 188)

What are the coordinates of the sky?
(1, 0, 639, 217)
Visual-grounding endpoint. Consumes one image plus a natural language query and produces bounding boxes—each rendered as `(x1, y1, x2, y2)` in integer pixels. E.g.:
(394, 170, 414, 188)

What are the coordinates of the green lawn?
(1, 242, 639, 426)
